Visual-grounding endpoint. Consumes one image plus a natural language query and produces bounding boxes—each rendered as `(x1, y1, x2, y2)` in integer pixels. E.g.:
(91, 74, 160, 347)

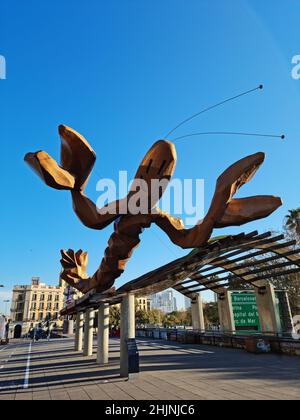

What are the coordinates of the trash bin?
(127, 338, 140, 377)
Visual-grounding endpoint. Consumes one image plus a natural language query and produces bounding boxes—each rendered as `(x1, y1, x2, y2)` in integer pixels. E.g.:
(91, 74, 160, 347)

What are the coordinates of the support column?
(218, 290, 235, 333)
(277, 290, 294, 335)
(255, 281, 281, 335)
(191, 294, 205, 331)
(120, 293, 135, 378)
(83, 308, 95, 357)
(63, 319, 74, 335)
(74, 312, 84, 352)
(97, 303, 110, 364)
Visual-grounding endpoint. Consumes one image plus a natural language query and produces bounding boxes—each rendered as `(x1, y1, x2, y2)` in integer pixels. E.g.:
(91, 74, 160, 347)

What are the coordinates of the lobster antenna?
(173, 132, 285, 142)
(165, 85, 264, 139)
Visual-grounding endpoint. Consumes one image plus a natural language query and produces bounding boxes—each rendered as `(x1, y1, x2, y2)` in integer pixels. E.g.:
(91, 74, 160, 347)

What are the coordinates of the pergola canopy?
(61, 231, 300, 315)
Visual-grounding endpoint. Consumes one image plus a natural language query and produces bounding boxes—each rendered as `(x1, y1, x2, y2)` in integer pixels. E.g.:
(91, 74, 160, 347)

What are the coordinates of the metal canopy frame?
(61, 231, 300, 315)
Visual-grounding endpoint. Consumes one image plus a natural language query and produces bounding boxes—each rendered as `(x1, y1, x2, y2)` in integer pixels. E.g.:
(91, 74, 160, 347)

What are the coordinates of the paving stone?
(50, 390, 71, 400)
(98, 382, 134, 400)
(85, 384, 112, 400)
(67, 389, 90, 400)
(132, 377, 181, 400)
(115, 381, 154, 400)
(32, 391, 52, 400)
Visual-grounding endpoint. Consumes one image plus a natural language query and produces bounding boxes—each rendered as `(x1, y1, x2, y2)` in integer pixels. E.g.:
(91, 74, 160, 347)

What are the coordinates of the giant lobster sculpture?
(25, 125, 282, 294)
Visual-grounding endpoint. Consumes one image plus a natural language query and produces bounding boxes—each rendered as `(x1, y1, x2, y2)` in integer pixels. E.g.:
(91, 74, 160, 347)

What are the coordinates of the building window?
(54, 303, 59, 311)
(48, 295, 53, 301)
(31, 313, 36, 321)
(32, 294, 37, 302)
(39, 303, 44, 310)
(47, 303, 52, 310)
(55, 295, 59, 302)
(39, 313, 43, 321)
(40, 294, 45, 301)
(17, 303, 24, 311)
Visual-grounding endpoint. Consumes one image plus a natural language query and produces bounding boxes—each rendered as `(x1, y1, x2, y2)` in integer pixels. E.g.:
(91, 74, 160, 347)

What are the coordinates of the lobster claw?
(24, 151, 75, 190)
(24, 125, 96, 191)
(215, 196, 282, 227)
(208, 152, 282, 228)
(58, 125, 96, 191)
(60, 249, 91, 293)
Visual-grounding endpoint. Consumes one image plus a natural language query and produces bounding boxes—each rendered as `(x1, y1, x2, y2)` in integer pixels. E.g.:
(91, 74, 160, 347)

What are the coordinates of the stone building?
(10, 277, 65, 337)
(111, 297, 151, 313)
(136, 296, 152, 312)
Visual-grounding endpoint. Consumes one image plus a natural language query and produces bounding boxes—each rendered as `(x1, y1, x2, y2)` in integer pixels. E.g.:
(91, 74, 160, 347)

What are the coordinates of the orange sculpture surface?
(25, 125, 282, 294)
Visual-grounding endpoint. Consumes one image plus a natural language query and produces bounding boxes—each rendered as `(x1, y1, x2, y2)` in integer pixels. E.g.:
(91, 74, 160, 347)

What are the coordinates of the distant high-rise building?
(173, 297, 178, 312)
(150, 290, 177, 313)
(184, 296, 191, 310)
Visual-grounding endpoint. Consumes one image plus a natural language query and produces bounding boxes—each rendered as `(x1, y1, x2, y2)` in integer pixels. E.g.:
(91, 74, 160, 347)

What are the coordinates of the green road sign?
(231, 292, 261, 333)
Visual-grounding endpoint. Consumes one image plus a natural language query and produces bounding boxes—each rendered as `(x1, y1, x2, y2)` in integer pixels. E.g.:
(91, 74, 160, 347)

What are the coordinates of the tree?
(285, 208, 300, 242)
(177, 309, 191, 326)
(161, 310, 191, 327)
(203, 302, 219, 327)
(109, 305, 121, 328)
(282, 273, 300, 315)
(136, 309, 150, 326)
(163, 312, 180, 328)
(148, 309, 164, 325)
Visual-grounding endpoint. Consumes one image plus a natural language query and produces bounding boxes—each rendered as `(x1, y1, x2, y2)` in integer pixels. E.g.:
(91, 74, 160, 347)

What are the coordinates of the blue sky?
(0, 0, 300, 313)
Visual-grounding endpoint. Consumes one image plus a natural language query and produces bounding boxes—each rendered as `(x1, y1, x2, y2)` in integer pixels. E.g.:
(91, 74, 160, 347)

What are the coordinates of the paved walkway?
(0, 337, 299, 400)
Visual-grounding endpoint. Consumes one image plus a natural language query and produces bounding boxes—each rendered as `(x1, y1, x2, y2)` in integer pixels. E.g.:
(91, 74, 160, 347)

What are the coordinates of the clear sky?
(0, 0, 300, 314)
